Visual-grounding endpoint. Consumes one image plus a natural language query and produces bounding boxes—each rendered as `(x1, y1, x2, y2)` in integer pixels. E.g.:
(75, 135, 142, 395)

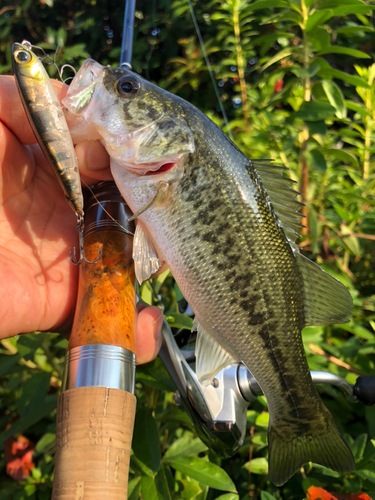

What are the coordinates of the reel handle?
(354, 376, 375, 406)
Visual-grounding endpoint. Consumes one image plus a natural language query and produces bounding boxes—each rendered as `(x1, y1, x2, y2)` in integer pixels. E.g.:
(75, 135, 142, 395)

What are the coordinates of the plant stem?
(233, 0, 250, 130)
(364, 86, 372, 180)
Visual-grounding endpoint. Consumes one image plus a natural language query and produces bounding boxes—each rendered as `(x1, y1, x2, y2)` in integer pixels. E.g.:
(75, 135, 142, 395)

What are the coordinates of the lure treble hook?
(70, 213, 102, 265)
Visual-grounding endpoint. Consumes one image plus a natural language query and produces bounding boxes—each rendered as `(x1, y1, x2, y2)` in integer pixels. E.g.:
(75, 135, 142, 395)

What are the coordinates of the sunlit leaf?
(165, 313, 193, 330)
(321, 80, 347, 118)
(242, 457, 268, 474)
(306, 10, 334, 31)
(165, 456, 237, 492)
(317, 46, 370, 59)
(318, 68, 371, 88)
(164, 437, 208, 459)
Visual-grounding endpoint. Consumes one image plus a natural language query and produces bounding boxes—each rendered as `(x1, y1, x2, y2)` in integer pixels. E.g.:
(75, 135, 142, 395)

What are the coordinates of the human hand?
(0, 75, 162, 364)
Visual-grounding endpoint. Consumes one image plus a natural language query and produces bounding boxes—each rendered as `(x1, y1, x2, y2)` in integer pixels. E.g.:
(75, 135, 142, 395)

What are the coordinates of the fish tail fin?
(268, 413, 354, 486)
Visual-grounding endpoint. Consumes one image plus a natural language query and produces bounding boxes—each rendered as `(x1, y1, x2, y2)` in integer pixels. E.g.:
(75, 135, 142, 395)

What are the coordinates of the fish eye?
(117, 77, 140, 96)
(15, 50, 31, 64)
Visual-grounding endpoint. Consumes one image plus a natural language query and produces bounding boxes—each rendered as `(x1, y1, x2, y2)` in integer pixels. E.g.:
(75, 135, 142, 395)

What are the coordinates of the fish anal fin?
(296, 252, 353, 326)
(195, 322, 237, 386)
(133, 222, 163, 285)
(268, 411, 354, 486)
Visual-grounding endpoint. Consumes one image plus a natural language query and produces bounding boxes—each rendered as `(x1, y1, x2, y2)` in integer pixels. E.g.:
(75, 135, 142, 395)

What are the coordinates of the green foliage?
(1, 0, 375, 498)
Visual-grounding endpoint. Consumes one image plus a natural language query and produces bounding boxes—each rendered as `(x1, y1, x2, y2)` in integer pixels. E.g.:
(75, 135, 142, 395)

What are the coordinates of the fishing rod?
(52, 183, 137, 499)
(52, 2, 138, 499)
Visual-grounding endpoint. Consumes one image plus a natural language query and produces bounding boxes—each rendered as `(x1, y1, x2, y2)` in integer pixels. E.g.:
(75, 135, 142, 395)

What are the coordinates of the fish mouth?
(144, 162, 177, 176)
(123, 154, 187, 177)
(63, 59, 104, 113)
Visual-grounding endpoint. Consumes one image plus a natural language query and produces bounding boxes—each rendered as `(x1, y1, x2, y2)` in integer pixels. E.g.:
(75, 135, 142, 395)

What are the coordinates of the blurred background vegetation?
(0, 0, 375, 498)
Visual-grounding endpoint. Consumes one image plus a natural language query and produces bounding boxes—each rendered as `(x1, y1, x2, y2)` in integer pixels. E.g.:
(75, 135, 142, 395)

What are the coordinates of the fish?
(12, 42, 83, 219)
(62, 59, 355, 486)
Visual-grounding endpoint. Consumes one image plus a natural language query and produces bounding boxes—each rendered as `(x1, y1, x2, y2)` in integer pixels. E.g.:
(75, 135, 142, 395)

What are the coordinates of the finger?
(135, 306, 163, 365)
(0, 75, 67, 145)
(75, 140, 113, 184)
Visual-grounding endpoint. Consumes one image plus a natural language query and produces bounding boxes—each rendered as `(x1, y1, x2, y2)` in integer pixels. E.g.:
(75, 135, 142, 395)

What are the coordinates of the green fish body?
(63, 61, 354, 486)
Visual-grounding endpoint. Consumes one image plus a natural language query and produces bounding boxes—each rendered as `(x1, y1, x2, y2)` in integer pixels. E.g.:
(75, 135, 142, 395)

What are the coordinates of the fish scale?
(63, 59, 354, 486)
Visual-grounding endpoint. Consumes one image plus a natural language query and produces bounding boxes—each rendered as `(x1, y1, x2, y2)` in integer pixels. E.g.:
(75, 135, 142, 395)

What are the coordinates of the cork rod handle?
(52, 387, 136, 499)
(53, 223, 137, 499)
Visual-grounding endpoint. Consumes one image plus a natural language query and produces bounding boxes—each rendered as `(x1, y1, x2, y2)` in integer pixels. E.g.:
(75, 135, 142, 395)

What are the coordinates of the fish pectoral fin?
(195, 322, 238, 386)
(268, 408, 354, 486)
(128, 181, 169, 222)
(297, 252, 353, 326)
(133, 222, 163, 285)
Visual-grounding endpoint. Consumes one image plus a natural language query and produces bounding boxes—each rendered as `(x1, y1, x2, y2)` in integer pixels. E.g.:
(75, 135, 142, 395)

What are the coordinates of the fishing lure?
(12, 40, 100, 265)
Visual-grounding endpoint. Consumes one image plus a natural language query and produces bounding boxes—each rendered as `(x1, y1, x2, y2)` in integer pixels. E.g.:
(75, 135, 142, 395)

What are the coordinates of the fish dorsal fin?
(296, 252, 353, 326)
(252, 160, 304, 245)
(253, 160, 353, 325)
(195, 321, 237, 386)
(133, 222, 163, 285)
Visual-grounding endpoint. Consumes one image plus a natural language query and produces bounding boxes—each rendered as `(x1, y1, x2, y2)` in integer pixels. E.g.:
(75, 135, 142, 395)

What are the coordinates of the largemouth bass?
(63, 60, 354, 486)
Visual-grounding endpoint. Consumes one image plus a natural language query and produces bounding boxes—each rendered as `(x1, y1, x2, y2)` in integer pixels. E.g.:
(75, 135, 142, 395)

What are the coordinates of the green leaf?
(132, 409, 161, 476)
(247, 0, 291, 10)
(164, 437, 208, 459)
(140, 475, 160, 500)
(312, 464, 341, 477)
(335, 25, 374, 35)
(179, 478, 203, 499)
(136, 357, 176, 392)
(0, 394, 57, 443)
(307, 149, 327, 172)
(321, 148, 359, 167)
(18, 371, 52, 417)
(261, 48, 294, 71)
(165, 456, 237, 492)
(342, 324, 374, 340)
(0, 354, 21, 377)
(295, 101, 336, 121)
(334, 205, 351, 221)
(261, 492, 278, 500)
(352, 433, 368, 461)
(243, 457, 269, 474)
(318, 68, 371, 88)
(128, 477, 141, 500)
(356, 469, 375, 484)
(174, 282, 184, 302)
(317, 46, 370, 59)
(331, 5, 373, 16)
(307, 120, 327, 135)
(306, 10, 334, 31)
(321, 80, 347, 118)
(155, 466, 173, 500)
(255, 412, 269, 429)
(35, 433, 55, 453)
(345, 100, 372, 118)
(165, 313, 193, 330)
(215, 494, 239, 500)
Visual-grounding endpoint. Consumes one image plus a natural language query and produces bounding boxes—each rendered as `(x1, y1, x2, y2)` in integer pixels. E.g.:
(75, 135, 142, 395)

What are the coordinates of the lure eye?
(15, 50, 31, 64)
(117, 77, 140, 96)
